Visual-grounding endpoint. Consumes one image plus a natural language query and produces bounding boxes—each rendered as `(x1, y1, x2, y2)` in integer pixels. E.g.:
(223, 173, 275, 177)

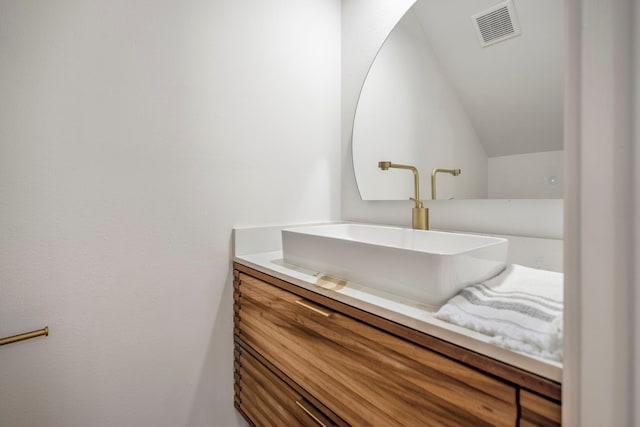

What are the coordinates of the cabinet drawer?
(235, 273, 518, 427)
(519, 390, 561, 426)
(235, 344, 337, 427)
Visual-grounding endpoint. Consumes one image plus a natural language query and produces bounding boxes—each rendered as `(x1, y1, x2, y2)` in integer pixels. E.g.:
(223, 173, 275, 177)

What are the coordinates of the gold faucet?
(431, 168, 461, 200)
(378, 161, 429, 230)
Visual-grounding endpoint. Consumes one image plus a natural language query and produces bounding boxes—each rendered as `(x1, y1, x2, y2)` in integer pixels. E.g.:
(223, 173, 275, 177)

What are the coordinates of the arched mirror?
(352, 0, 564, 200)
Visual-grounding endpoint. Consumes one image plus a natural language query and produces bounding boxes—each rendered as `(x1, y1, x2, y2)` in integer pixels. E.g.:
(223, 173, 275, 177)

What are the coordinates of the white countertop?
(233, 223, 562, 383)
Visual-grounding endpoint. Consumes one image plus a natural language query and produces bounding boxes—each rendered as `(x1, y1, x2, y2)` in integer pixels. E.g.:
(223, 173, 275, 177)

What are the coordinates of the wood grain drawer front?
(519, 390, 561, 426)
(236, 273, 518, 427)
(236, 345, 337, 427)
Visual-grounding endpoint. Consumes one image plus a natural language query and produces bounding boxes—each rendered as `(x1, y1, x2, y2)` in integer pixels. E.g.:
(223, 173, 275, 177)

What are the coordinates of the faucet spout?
(378, 161, 429, 230)
(378, 161, 422, 207)
(431, 168, 462, 200)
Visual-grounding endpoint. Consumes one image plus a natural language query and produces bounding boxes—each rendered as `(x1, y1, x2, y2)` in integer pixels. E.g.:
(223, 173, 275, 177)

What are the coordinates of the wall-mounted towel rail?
(0, 327, 48, 346)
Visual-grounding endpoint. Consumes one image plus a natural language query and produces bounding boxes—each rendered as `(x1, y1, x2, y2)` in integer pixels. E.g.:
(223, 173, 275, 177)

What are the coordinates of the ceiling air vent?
(472, 0, 521, 47)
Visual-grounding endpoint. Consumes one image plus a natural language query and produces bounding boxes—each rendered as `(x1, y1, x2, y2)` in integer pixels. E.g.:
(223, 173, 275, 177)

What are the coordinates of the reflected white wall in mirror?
(352, 0, 564, 200)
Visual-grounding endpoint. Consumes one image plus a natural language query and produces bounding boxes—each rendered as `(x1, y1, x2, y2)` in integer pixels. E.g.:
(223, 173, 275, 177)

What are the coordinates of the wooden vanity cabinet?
(519, 390, 562, 427)
(235, 344, 339, 426)
(233, 262, 561, 426)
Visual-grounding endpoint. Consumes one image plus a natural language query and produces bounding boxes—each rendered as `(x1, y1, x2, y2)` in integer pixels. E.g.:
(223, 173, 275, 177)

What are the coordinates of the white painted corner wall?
(0, 1, 340, 426)
(563, 0, 639, 425)
(635, 1, 640, 422)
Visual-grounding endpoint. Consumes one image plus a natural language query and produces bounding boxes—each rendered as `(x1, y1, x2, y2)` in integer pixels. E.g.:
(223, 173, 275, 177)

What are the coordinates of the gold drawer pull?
(295, 299, 331, 317)
(296, 400, 328, 427)
(0, 326, 48, 346)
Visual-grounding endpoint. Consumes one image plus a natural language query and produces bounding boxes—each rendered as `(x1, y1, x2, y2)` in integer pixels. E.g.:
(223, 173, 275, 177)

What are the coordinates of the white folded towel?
(434, 264, 563, 362)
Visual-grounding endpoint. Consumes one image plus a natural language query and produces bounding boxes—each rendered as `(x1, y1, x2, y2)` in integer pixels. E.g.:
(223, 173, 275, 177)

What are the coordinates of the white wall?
(0, 1, 341, 426)
(563, 0, 638, 425)
(635, 0, 640, 422)
(352, 9, 488, 201)
(488, 150, 564, 199)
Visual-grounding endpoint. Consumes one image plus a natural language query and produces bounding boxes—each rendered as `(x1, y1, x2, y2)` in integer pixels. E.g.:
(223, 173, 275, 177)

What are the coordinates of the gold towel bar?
(0, 327, 48, 346)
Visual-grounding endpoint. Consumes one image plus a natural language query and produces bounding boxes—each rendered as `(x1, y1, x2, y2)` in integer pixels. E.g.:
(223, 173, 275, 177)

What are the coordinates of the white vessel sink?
(282, 223, 508, 308)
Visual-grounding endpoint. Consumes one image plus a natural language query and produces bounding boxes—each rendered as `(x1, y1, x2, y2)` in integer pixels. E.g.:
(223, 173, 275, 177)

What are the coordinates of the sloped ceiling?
(410, 0, 564, 157)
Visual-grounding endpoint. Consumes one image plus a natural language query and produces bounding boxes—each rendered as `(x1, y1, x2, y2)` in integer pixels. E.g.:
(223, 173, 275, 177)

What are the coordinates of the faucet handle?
(409, 197, 424, 208)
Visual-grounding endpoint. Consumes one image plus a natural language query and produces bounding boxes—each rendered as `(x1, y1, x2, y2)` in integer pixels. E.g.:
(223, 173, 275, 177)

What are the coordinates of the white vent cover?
(472, 0, 521, 47)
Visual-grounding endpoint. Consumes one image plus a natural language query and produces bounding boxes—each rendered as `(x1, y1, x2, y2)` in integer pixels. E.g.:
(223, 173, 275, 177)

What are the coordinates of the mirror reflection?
(352, 0, 564, 200)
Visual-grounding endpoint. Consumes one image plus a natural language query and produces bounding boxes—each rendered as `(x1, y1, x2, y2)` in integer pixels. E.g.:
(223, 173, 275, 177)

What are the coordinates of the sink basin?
(282, 223, 508, 308)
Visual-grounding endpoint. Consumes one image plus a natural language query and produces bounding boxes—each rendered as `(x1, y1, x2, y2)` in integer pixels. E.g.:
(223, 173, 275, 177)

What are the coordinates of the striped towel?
(434, 264, 563, 362)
